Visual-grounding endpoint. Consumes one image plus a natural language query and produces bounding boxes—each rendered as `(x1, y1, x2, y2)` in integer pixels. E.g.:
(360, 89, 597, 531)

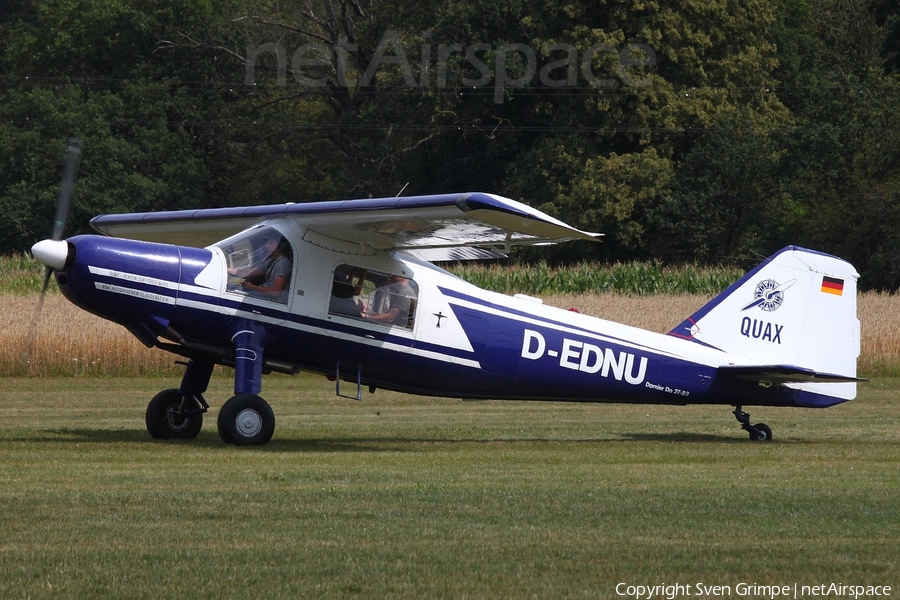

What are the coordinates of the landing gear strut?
(733, 406, 773, 442)
(144, 328, 279, 445)
(217, 326, 275, 445)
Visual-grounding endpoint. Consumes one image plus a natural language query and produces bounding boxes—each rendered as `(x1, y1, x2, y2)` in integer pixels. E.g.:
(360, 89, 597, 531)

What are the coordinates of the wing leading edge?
(89, 192, 602, 254)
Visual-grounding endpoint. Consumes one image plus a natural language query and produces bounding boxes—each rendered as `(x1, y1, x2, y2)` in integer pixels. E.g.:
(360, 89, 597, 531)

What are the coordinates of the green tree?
(4, 0, 900, 292)
(506, 0, 788, 263)
(648, 117, 791, 261)
(0, 0, 236, 252)
(771, 0, 900, 288)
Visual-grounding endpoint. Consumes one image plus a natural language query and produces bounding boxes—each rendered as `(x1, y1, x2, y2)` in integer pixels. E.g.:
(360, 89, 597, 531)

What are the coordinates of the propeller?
(23, 137, 83, 369)
(34, 136, 82, 291)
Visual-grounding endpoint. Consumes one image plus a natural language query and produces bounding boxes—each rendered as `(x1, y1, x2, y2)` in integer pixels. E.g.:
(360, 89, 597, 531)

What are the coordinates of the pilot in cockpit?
(228, 233, 292, 301)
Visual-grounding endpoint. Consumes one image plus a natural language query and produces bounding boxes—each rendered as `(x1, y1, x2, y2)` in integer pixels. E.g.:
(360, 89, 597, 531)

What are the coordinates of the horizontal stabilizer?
(720, 364, 865, 385)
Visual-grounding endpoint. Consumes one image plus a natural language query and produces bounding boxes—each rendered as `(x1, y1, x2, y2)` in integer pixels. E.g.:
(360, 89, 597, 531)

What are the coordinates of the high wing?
(719, 365, 865, 385)
(89, 192, 601, 256)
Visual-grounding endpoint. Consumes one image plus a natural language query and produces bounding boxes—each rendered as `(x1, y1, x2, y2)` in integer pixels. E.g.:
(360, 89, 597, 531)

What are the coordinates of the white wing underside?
(89, 192, 602, 258)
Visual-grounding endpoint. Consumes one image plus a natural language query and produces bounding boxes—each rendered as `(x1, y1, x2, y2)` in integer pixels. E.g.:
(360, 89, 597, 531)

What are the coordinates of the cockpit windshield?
(215, 226, 293, 303)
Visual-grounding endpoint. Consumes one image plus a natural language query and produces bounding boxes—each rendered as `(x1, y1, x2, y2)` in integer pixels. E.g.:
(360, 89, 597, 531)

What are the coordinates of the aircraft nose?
(31, 239, 72, 271)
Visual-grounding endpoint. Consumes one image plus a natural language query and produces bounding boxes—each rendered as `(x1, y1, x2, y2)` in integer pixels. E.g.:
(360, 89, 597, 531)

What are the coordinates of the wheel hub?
(235, 409, 262, 437)
(164, 405, 190, 432)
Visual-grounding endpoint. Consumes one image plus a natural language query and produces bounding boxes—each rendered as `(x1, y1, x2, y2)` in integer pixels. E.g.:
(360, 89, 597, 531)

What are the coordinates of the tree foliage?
(1, 0, 900, 288)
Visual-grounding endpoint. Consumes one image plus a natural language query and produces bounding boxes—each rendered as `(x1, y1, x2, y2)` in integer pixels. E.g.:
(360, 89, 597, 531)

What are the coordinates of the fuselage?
(54, 228, 828, 409)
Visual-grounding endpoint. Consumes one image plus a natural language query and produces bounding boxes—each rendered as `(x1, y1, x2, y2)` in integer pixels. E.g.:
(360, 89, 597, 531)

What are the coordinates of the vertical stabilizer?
(669, 246, 860, 400)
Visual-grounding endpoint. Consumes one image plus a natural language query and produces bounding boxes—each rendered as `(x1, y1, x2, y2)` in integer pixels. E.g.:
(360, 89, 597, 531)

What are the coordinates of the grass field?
(0, 375, 897, 599)
(1, 255, 898, 597)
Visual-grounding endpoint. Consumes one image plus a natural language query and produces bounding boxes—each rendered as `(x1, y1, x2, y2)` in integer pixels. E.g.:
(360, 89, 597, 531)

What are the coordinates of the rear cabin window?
(329, 265, 419, 329)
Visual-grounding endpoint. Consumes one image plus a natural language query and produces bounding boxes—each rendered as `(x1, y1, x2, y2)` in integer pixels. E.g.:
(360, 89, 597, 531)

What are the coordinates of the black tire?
(146, 389, 203, 440)
(217, 394, 275, 446)
(750, 423, 773, 442)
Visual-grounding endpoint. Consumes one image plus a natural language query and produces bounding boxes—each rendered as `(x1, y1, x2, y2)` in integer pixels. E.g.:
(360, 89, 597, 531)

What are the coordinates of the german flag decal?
(821, 276, 844, 296)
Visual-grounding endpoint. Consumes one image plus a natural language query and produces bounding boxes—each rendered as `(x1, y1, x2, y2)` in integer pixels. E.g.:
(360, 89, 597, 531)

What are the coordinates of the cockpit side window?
(216, 226, 293, 304)
(329, 265, 418, 329)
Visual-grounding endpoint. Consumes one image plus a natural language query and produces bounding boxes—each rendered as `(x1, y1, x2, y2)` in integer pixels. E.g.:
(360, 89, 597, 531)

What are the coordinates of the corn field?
(2, 290, 898, 378)
(450, 261, 745, 295)
(2, 254, 745, 297)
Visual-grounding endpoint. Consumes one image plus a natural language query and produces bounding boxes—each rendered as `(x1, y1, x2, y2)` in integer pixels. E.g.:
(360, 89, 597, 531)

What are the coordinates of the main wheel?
(749, 423, 773, 442)
(217, 394, 275, 446)
(146, 389, 203, 440)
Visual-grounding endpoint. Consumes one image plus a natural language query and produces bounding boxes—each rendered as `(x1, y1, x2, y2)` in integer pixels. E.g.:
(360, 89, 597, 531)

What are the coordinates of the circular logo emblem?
(753, 279, 784, 312)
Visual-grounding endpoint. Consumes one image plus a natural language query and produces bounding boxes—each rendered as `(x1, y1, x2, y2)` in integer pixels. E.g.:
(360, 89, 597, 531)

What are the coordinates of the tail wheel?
(146, 389, 203, 440)
(750, 423, 773, 442)
(734, 406, 774, 442)
(217, 394, 275, 446)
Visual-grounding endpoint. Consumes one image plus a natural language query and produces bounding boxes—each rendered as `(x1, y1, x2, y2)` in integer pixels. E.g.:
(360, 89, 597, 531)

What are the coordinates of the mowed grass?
(0, 376, 897, 599)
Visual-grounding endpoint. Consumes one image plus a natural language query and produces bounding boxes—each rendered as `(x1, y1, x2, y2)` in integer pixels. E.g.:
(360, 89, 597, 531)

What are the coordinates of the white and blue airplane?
(31, 162, 862, 445)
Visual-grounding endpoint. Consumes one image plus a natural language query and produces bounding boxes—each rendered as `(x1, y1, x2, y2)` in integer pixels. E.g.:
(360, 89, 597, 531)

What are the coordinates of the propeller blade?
(41, 266, 53, 295)
(51, 136, 82, 241)
(23, 138, 83, 370)
(22, 289, 47, 368)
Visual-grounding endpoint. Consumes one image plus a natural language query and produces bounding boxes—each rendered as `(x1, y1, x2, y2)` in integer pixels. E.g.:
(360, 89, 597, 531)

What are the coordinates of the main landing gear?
(145, 359, 213, 442)
(144, 389, 275, 446)
(733, 406, 773, 442)
(145, 327, 278, 445)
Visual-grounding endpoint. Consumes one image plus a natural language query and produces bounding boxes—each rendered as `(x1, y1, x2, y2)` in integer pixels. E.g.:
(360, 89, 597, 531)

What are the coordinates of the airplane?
(30, 143, 862, 445)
